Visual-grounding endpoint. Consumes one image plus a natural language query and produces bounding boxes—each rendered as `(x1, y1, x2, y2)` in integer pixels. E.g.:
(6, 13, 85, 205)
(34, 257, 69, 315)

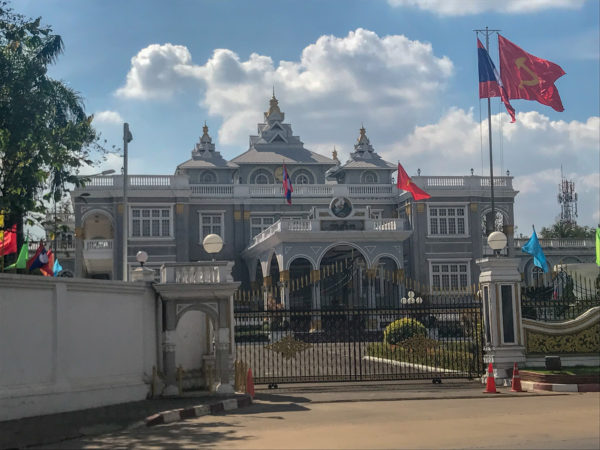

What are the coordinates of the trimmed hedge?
(383, 318, 427, 345)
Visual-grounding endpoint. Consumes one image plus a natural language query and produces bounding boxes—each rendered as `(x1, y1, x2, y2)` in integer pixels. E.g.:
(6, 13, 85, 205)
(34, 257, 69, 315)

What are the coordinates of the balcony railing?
(159, 261, 234, 284)
(514, 238, 595, 248)
(28, 240, 76, 253)
(75, 175, 513, 199)
(418, 176, 512, 190)
(84, 239, 113, 251)
(250, 218, 406, 247)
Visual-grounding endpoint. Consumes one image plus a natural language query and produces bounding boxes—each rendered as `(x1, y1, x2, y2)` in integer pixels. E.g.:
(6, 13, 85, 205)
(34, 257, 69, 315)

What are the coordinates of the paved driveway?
(42, 391, 600, 449)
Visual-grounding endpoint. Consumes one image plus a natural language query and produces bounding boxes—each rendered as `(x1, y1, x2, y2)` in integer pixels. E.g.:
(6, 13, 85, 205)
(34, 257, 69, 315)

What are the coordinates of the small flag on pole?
(522, 226, 549, 273)
(53, 258, 63, 276)
(282, 164, 293, 205)
(4, 239, 28, 271)
(0, 224, 18, 256)
(397, 163, 430, 201)
(477, 38, 516, 122)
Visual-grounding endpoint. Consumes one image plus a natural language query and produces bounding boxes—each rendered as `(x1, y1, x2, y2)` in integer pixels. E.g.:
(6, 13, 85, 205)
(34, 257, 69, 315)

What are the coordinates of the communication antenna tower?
(557, 166, 578, 224)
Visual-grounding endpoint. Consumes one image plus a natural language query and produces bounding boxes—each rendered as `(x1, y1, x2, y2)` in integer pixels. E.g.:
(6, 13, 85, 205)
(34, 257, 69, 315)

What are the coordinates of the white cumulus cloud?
(115, 43, 194, 99)
(383, 108, 599, 229)
(387, 0, 586, 16)
(93, 110, 124, 124)
(115, 29, 453, 147)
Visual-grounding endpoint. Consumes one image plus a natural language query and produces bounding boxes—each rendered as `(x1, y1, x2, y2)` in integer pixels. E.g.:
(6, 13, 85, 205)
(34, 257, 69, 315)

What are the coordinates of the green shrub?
(383, 318, 427, 345)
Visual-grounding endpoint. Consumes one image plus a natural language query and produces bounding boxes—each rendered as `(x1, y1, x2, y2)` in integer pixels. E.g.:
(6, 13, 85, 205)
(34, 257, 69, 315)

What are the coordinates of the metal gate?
(234, 272, 484, 384)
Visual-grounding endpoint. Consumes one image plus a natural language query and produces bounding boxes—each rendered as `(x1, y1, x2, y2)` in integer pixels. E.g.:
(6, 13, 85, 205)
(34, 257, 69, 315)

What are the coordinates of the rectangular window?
(429, 261, 470, 291)
(428, 205, 468, 236)
(199, 212, 225, 241)
(251, 216, 275, 238)
(131, 207, 171, 238)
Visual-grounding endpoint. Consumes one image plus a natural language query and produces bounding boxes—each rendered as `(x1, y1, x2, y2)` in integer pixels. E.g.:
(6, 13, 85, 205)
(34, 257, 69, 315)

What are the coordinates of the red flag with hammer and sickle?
(498, 35, 565, 112)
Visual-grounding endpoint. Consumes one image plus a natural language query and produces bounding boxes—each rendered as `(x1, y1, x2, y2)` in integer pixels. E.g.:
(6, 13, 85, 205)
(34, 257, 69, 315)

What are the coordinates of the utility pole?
(123, 123, 133, 281)
(474, 26, 501, 235)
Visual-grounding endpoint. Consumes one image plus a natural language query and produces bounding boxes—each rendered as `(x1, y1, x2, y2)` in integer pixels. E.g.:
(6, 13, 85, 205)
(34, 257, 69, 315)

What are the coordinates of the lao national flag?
(477, 38, 516, 122)
(27, 243, 54, 276)
(283, 164, 293, 205)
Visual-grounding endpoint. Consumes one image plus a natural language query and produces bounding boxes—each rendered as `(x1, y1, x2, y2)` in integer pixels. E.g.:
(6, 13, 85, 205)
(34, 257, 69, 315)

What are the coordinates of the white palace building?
(71, 95, 594, 296)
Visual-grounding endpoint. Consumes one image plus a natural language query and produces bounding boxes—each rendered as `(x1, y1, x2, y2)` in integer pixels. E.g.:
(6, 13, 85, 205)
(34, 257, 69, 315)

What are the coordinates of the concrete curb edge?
(145, 395, 252, 427)
(521, 381, 599, 393)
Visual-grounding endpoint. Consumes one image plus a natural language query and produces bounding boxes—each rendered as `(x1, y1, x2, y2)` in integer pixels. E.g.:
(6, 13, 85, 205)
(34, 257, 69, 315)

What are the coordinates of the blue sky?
(16, 0, 600, 233)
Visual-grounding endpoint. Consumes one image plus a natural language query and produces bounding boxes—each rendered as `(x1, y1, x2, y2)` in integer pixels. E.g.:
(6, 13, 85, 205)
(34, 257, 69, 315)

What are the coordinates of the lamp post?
(123, 123, 133, 281)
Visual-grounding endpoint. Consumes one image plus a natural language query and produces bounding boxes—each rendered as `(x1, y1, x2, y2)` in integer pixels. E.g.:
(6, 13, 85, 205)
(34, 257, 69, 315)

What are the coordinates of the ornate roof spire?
(193, 121, 215, 155)
(354, 125, 374, 154)
(265, 90, 284, 121)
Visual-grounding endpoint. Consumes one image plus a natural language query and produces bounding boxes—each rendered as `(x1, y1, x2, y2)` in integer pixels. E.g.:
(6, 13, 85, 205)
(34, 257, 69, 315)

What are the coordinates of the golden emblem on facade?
(265, 334, 312, 360)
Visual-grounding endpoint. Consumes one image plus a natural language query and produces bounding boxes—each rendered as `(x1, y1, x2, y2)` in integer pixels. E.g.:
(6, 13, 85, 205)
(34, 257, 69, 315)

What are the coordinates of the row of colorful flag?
(1, 236, 63, 276)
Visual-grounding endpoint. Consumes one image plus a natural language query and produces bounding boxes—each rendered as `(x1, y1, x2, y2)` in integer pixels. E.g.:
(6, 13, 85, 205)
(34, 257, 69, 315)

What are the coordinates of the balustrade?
(84, 239, 113, 250)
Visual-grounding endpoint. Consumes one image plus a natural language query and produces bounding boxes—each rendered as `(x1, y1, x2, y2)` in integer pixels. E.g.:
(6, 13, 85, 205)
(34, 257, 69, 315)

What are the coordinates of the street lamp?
(123, 123, 133, 281)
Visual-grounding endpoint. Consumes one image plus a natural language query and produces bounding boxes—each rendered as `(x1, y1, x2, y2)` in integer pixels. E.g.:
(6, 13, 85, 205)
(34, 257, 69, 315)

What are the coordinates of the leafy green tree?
(0, 2, 101, 248)
(539, 221, 596, 239)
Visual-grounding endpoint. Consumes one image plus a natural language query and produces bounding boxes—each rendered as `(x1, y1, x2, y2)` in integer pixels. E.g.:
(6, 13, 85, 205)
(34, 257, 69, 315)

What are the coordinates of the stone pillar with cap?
(477, 231, 526, 385)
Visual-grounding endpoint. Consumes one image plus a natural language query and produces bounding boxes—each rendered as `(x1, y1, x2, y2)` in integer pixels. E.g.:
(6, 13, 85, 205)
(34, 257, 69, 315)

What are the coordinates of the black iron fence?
(521, 270, 599, 322)
(234, 285, 483, 385)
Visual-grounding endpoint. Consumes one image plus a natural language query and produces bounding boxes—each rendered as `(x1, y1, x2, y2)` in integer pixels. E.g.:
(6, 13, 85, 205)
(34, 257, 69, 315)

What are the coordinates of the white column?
(477, 257, 526, 385)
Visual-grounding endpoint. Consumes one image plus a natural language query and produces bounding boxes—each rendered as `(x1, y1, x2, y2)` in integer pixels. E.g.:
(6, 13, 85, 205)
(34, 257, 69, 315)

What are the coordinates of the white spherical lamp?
(202, 234, 223, 255)
(136, 250, 148, 267)
(487, 231, 507, 253)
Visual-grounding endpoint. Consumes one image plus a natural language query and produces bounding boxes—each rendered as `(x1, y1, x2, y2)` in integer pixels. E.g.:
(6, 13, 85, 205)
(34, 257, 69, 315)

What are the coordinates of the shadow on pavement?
(0, 395, 240, 449)
(37, 421, 251, 449)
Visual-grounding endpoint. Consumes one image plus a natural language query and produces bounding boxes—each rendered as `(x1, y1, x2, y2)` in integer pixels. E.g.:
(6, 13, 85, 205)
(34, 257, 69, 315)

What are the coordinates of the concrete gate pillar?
(153, 262, 240, 396)
(477, 256, 526, 385)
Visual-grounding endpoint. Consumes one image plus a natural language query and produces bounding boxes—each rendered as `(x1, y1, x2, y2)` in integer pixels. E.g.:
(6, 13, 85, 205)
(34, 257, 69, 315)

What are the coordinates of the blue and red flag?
(477, 38, 516, 122)
(27, 242, 54, 276)
(282, 164, 293, 205)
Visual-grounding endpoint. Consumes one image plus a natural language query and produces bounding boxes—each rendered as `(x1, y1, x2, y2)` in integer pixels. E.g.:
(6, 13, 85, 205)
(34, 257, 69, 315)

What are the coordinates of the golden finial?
(202, 120, 208, 135)
(332, 146, 338, 161)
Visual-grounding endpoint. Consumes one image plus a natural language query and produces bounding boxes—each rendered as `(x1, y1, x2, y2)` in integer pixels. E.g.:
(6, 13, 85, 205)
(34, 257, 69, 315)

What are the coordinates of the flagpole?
(475, 26, 501, 235)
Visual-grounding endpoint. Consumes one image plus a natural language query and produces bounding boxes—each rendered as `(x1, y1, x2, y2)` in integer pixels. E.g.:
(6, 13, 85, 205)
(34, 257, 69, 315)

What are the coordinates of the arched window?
(255, 173, 269, 184)
(292, 169, 314, 185)
(296, 174, 310, 185)
(202, 171, 217, 184)
(362, 171, 377, 184)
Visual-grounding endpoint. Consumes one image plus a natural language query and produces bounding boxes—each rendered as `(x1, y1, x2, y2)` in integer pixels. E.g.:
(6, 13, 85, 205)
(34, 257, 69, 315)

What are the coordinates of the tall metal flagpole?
(123, 123, 132, 281)
(475, 26, 501, 235)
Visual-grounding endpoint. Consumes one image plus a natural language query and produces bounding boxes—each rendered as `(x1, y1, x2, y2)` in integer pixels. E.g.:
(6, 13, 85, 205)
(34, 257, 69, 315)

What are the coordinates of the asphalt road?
(41, 390, 600, 449)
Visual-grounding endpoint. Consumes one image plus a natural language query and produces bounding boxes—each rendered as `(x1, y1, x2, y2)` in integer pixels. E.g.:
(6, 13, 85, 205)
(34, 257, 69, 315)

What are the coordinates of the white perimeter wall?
(0, 274, 158, 421)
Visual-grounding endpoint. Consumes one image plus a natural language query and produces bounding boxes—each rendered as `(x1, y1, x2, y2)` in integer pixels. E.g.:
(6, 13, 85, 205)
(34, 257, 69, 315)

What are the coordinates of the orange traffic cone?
(511, 362, 523, 392)
(483, 363, 498, 393)
(246, 368, 255, 399)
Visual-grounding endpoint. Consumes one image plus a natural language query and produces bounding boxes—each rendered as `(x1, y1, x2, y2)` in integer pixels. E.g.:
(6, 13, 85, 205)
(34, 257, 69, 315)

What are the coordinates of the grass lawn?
(367, 340, 481, 372)
(522, 366, 600, 376)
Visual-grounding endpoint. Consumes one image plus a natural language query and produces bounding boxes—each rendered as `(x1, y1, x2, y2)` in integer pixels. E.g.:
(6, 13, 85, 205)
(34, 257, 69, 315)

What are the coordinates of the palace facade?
(70, 95, 594, 297)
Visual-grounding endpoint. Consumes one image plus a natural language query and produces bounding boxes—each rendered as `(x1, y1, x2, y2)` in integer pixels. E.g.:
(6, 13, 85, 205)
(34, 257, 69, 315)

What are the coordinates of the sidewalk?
(0, 380, 561, 449)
